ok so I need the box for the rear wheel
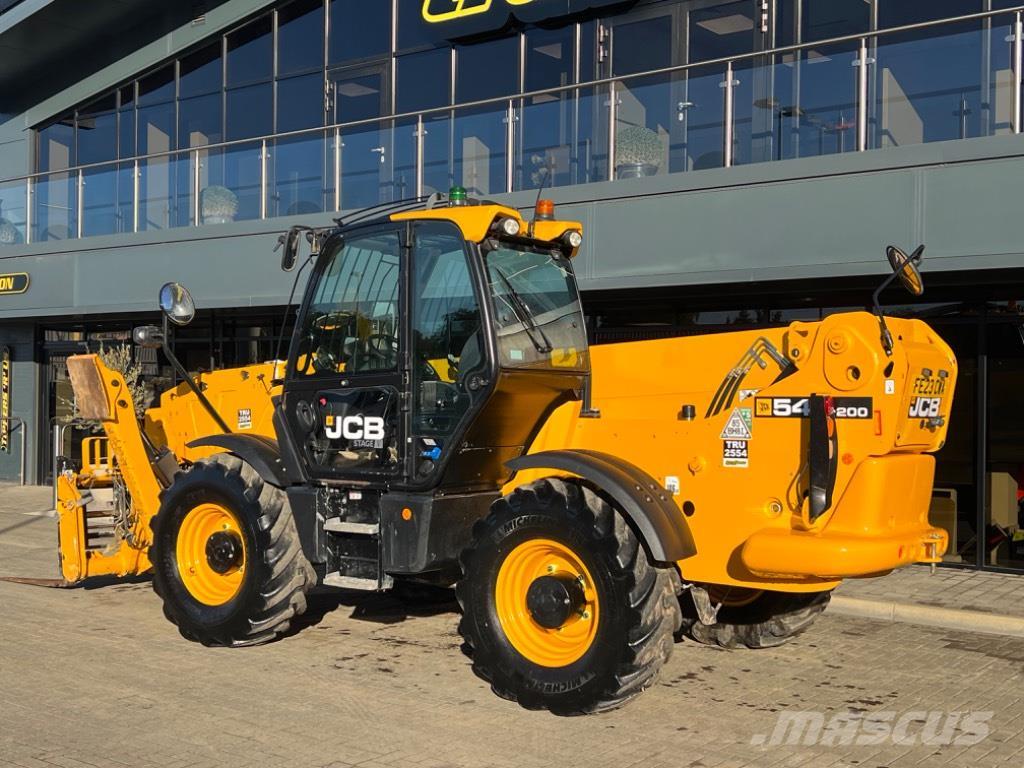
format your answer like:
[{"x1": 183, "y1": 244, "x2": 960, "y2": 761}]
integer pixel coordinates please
[
  {"x1": 150, "y1": 453, "x2": 315, "y2": 647},
  {"x1": 457, "y1": 478, "x2": 681, "y2": 715},
  {"x1": 680, "y1": 585, "x2": 831, "y2": 649}
]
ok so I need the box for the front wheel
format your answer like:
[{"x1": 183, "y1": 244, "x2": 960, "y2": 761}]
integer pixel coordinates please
[
  {"x1": 457, "y1": 478, "x2": 681, "y2": 715},
  {"x1": 150, "y1": 453, "x2": 315, "y2": 647}
]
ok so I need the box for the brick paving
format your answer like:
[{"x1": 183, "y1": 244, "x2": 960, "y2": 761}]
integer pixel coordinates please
[
  {"x1": 836, "y1": 564, "x2": 1024, "y2": 619},
  {"x1": 2, "y1": 484, "x2": 1024, "y2": 768}
]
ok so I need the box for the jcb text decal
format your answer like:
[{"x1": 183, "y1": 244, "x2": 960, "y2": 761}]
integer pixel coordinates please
[
  {"x1": 325, "y1": 415, "x2": 386, "y2": 441},
  {"x1": 755, "y1": 397, "x2": 873, "y2": 419},
  {"x1": 908, "y1": 397, "x2": 942, "y2": 419}
]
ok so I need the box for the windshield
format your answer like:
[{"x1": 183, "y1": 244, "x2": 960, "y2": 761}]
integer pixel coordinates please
[{"x1": 483, "y1": 241, "x2": 589, "y2": 371}]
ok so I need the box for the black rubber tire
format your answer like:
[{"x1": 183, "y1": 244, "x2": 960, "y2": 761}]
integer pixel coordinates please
[
  {"x1": 150, "y1": 453, "x2": 315, "y2": 647},
  {"x1": 680, "y1": 587, "x2": 831, "y2": 649},
  {"x1": 457, "y1": 477, "x2": 681, "y2": 716}
]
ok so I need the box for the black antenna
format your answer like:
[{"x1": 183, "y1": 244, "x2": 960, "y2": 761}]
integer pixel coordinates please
[{"x1": 528, "y1": 165, "x2": 551, "y2": 238}]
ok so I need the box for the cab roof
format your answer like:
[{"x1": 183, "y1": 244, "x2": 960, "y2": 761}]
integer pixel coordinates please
[{"x1": 390, "y1": 203, "x2": 582, "y2": 249}]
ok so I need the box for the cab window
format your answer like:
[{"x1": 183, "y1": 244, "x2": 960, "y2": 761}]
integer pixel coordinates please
[
  {"x1": 293, "y1": 230, "x2": 401, "y2": 376},
  {"x1": 411, "y1": 222, "x2": 483, "y2": 474}
]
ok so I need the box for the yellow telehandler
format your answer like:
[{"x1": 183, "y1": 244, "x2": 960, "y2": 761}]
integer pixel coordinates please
[{"x1": 51, "y1": 189, "x2": 955, "y2": 714}]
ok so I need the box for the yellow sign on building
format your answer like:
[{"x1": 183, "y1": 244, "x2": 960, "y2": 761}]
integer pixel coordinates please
[{"x1": 0, "y1": 272, "x2": 29, "y2": 295}]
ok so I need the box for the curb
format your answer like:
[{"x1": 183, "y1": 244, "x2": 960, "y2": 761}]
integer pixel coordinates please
[{"x1": 828, "y1": 595, "x2": 1024, "y2": 639}]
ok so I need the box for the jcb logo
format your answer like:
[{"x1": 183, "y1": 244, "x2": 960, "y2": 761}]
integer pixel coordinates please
[
  {"x1": 908, "y1": 397, "x2": 941, "y2": 419},
  {"x1": 325, "y1": 415, "x2": 386, "y2": 441}
]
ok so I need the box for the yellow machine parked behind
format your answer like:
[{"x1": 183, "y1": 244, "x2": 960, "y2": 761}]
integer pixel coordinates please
[{"x1": 52, "y1": 190, "x2": 955, "y2": 715}]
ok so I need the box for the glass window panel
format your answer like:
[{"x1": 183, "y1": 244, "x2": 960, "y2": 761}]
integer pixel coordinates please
[
  {"x1": 138, "y1": 65, "x2": 175, "y2": 105},
  {"x1": 672, "y1": 65, "x2": 726, "y2": 172},
  {"x1": 227, "y1": 16, "x2": 273, "y2": 86},
  {"x1": 420, "y1": 112, "x2": 453, "y2": 195},
  {"x1": 226, "y1": 82, "x2": 273, "y2": 140},
  {"x1": 277, "y1": 73, "x2": 325, "y2": 132},
  {"x1": 77, "y1": 94, "x2": 118, "y2": 165},
  {"x1": 525, "y1": 25, "x2": 574, "y2": 92},
  {"x1": 578, "y1": 19, "x2": 597, "y2": 82},
  {"x1": 279, "y1": 0, "x2": 325, "y2": 76},
  {"x1": 411, "y1": 221, "x2": 482, "y2": 465},
  {"x1": 613, "y1": 73, "x2": 672, "y2": 179},
  {"x1": 294, "y1": 230, "x2": 401, "y2": 376},
  {"x1": 138, "y1": 101, "x2": 175, "y2": 155},
  {"x1": 397, "y1": 0, "x2": 439, "y2": 51},
  {"x1": 689, "y1": 2, "x2": 757, "y2": 62},
  {"x1": 872, "y1": 18, "x2": 1013, "y2": 148},
  {"x1": 331, "y1": 71, "x2": 385, "y2": 123},
  {"x1": 201, "y1": 143, "x2": 263, "y2": 223},
  {"x1": 118, "y1": 85, "x2": 136, "y2": 159},
  {"x1": 82, "y1": 164, "x2": 132, "y2": 236},
  {"x1": 329, "y1": 0, "x2": 391, "y2": 64},
  {"x1": 396, "y1": 48, "x2": 450, "y2": 113},
  {"x1": 33, "y1": 172, "x2": 77, "y2": 241},
  {"x1": 767, "y1": 41, "x2": 859, "y2": 162},
  {"x1": 452, "y1": 104, "x2": 507, "y2": 196},
  {"x1": 878, "y1": 0, "x2": 983, "y2": 29},
  {"x1": 179, "y1": 92, "x2": 223, "y2": 148},
  {"x1": 801, "y1": 0, "x2": 870, "y2": 41},
  {"x1": 271, "y1": 132, "x2": 327, "y2": 216},
  {"x1": 456, "y1": 37, "x2": 519, "y2": 102},
  {"x1": 37, "y1": 118, "x2": 75, "y2": 172},
  {"x1": 614, "y1": 15, "x2": 672, "y2": 76},
  {"x1": 180, "y1": 43, "x2": 222, "y2": 98},
  {"x1": 138, "y1": 153, "x2": 184, "y2": 231},
  {"x1": 339, "y1": 120, "x2": 397, "y2": 209},
  {"x1": 0, "y1": 179, "x2": 28, "y2": 245}
]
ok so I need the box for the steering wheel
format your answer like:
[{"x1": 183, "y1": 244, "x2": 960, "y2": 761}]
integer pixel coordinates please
[
  {"x1": 313, "y1": 310, "x2": 355, "y2": 331},
  {"x1": 365, "y1": 333, "x2": 398, "y2": 361}
]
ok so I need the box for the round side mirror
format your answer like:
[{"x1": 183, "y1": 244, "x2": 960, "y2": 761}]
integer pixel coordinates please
[
  {"x1": 886, "y1": 245, "x2": 924, "y2": 297},
  {"x1": 159, "y1": 282, "x2": 196, "y2": 326}
]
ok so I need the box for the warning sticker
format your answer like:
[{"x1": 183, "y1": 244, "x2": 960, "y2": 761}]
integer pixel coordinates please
[
  {"x1": 238, "y1": 409, "x2": 253, "y2": 430},
  {"x1": 722, "y1": 440, "x2": 749, "y2": 468},
  {"x1": 720, "y1": 407, "x2": 753, "y2": 440}
]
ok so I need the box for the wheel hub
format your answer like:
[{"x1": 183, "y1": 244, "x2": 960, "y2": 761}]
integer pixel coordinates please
[
  {"x1": 526, "y1": 574, "x2": 586, "y2": 629},
  {"x1": 205, "y1": 531, "x2": 243, "y2": 575}
]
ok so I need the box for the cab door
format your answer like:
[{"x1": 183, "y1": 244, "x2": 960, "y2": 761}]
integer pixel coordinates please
[{"x1": 283, "y1": 224, "x2": 406, "y2": 483}]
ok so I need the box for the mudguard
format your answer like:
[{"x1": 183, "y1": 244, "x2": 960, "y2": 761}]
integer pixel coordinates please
[
  {"x1": 506, "y1": 449, "x2": 697, "y2": 563},
  {"x1": 187, "y1": 434, "x2": 290, "y2": 487}
]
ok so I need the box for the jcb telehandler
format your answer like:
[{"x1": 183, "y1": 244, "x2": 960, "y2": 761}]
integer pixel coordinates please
[{"x1": 52, "y1": 190, "x2": 955, "y2": 714}]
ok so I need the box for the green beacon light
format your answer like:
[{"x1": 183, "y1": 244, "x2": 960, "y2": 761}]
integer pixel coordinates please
[{"x1": 449, "y1": 185, "x2": 468, "y2": 206}]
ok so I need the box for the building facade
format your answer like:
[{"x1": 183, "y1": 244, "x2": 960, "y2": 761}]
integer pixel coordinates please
[{"x1": 0, "y1": 0, "x2": 1022, "y2": 573}]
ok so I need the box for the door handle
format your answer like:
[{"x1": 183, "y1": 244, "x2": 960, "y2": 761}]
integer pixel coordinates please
[{"x1": 371, "y1": 146, "x2": 386, "y2": 163}]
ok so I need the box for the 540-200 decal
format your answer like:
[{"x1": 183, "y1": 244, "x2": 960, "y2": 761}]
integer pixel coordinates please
[{"x1": 754, "y1": 397, "x2": 873, "y2": 419}]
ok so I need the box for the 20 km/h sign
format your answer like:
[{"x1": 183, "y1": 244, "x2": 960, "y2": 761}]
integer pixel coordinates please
[{"x1": 0, "y1": 273, "x2": 29, "y2": 296}]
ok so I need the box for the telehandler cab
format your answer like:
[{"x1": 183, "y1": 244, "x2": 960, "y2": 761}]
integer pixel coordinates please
[{"x1": 52, "y1": 190, "x2": 956, "y2": 714}]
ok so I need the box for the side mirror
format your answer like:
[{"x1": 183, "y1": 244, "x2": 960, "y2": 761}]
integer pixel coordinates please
[
  {"x1": 886, "y1": 244, "x2": 925, "y2": 297},
  {"x1": 159, "y1": 282, "x2": 196, "y2": 327},
  {"x1": 133, "y1": 325, "x2": 165, "y2": 349},
  {"x1": 277, "y1": 227, "x2": 302, "y2": 272}
]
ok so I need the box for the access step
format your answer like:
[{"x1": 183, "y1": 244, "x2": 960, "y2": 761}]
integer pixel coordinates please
[
  {"x1": 324, "y1": 518, "x2": 379, "y2": 535},
  {"x1": 322, "y1": 573, "x2": 383, "y2": 591}
]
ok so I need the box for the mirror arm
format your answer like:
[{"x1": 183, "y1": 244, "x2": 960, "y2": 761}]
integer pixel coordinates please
[
  {"x1": 872, "y1": 268, "x2": 903, "y2": 358},
  {"x1": 161, "y1": 316, "x2": 232, "y2": 435}
]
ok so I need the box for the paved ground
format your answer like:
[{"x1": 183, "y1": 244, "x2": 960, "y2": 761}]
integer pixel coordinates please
[
  {"x1": 2, "y1": 484, "x2": 1024, "y2": 768},
  {"x1": 836, "y1": 564, "x2": 1024, "y2": 619}
]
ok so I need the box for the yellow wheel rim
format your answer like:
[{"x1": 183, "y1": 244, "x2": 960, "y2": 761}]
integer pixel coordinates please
[
  {"x1": 494, "y1": 538, "x2": 600, "y2": 668},
  {"x1": 176, "y1": 502, "x2": 247, "y2": 606}
]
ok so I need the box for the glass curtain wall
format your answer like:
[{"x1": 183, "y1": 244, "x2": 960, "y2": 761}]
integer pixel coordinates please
[{"x1": 21, "y1": 0, "x2": 1024, "y2": 240}]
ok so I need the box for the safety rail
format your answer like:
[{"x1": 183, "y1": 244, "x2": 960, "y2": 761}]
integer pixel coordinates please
[
  {"x1": 0, "y1": 416, "x2": 26, "y2": 486},
  {"x1": 1, "y1": 6, "x2": 1023, "y2": 246}
]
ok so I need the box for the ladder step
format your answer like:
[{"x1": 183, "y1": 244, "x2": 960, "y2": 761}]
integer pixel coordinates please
[
  {"x1": 322, "y1": 573, "x2": 381, "y2": 591},
  {"x1": 324, "y1": 519, "x2": 379, "y2": 535}
]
